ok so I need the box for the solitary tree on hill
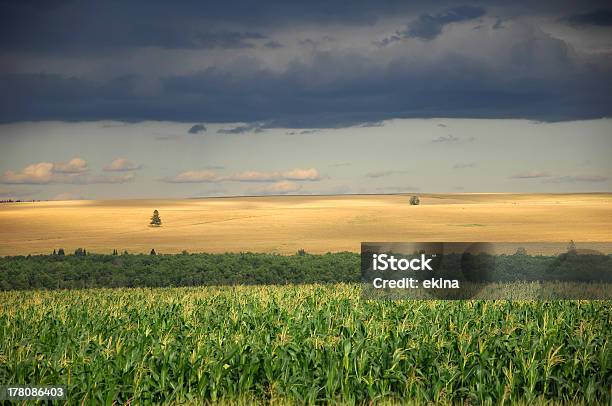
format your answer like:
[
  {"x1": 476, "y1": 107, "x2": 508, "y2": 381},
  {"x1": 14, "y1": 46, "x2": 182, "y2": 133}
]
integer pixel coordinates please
[{"x1": 150, "y1": 209, "x2": 162, "y2": 226}]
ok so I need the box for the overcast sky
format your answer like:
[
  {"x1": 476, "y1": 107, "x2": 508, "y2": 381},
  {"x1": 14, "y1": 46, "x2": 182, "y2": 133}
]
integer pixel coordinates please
[{"x1": 0, "y1": 1, "x2": 611, "y2": 199}]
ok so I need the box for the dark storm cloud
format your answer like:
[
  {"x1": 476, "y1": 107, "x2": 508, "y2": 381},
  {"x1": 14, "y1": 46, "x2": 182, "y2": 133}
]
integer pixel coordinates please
[
  {"x1": 0, "y1": 0, "x2": 396, "y2": 54},
  {"x1": 188, "y1": 124, "x2": 207, "y2": 134},
  {"x1": 0, "y1": 1, "x2": 338, "y2": 53},
  {"x1": 217, "y1": 123, "x2": 266, "y2": 134},
  {"x1": 492, "y1": 17, "x2": 505, "y2": 29},
  {"x1": 286, "y1": 129, "x2": 320, "y2": 135},
  {"x1": 1, "y1": 2, "x2": 609, "y2": 53},
  {"x1": 264, "y1": 40, "x2": 283, "y2": 49},
  {"x1": 1, "y1": 1, "x2": 611, "y2": 126},
  {"x1": 405, "y1": 6, "x2": 486, "y2": 40},
  {"x1": 356, "y1": 121, "x2": 385, "y2": 128},
  {"x1": 1, "y1": 47, "x2": 611, "y2": 126},
  {"x1": 378, "y1": 6, "x2": 485, "y2": 45},
  {"x1": 0, "y1": 26, "x2": 266, "y2": 52},
  {"x1": 565, "y1": 9, "x2": 612, "y2": 26},
  {"x1": 7, "y1": 1, "x2": 601, "y2": 55}
]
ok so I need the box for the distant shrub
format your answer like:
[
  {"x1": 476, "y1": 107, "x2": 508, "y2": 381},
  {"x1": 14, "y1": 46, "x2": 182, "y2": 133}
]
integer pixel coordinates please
[
  {"x1": 409, "y1": 195, "x2": 420, "y2": 205},
  {"x1": 515, "y1": 247, "x2": 527, "y2": 256}
]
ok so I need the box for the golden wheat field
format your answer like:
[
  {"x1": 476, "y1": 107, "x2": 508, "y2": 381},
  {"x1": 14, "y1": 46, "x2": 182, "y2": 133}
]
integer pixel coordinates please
[{"x1": 0, "y1": 193, "x2": 611, "y2": 256}]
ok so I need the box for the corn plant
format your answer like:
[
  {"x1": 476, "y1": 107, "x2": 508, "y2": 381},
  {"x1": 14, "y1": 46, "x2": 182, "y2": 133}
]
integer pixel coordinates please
[{"x1": 0, "y1": 285, "x2": 610, "y2": 404}]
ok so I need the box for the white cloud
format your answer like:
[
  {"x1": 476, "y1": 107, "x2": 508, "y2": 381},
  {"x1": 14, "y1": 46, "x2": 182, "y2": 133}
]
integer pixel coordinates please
[
  {"x1": 227, "y1": 168, "x2": 321, "y2": 182},
  {"x1": 283, "y1": 168, "x2": 321, "y2": 181},
  {"x1": 53, "y1": 157, "x2": 88, "y2": 173},
  {"x1": 104, "y1": 158, "x2": 142, "y2": 172},
  {"x1": 0, "y1": 162, "x2": 56, "y2": 184},
  {"x1": 164, "y1": 170, "x2": 219, "y2": 183},
  {"x1": 76, "y1": 173, "x2": 135, "y2": 184},
  {"x1": 226, "y1": 170, "x2": 279, "y2": 182},
  {"x1": 0, "y1": 158, "x2": 134, "y2": 184}
]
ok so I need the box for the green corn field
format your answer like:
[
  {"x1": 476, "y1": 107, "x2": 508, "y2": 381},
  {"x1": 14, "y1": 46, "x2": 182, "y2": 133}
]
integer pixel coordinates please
[{"x1": 0, "y1": 284, "x2": 610, "y2": 405}]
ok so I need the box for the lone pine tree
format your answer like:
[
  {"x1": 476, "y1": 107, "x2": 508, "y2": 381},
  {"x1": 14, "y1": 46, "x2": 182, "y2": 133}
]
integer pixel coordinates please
[{"x1": 150, "y1": 209, "x2": 162, "y2": 226}]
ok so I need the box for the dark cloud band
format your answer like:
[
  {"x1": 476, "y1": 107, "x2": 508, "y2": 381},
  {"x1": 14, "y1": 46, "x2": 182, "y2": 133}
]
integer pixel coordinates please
[{"x1": 1, "y1": 1, "x2": 611, "y2": 126}]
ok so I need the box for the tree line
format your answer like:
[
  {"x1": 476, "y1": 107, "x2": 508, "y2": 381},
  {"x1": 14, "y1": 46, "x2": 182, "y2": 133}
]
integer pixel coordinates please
[
  {"x1": 0, "y1": 250, "x2": 609, "y2": 291},
  {"x1": 0, "y1": 251, "x2": 360, "y2": 290}
]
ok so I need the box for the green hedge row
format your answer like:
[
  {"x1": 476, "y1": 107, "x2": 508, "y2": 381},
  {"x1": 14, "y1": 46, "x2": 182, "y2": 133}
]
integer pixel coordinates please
[
  {"x1": 1, "y1": 251, "x2": 610, "y2": 291},
  {"x1": 0, "y1": 252, "x2": 360, "y2": 290}
]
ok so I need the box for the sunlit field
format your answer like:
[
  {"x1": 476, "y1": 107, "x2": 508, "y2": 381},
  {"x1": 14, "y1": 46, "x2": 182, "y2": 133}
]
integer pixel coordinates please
[
  {"x1": 1, "y1": 285, "x2": 610, "y2": 404},
  {"x1": 1, "y1": 195, "x2": 611, "y2": 404},
  {"x1": 1, "y1": 193, "x2": 611, "y2": 256}
]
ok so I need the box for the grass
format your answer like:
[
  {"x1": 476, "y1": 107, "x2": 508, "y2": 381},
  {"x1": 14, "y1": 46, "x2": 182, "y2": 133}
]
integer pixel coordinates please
[
  {"x1": 1, "y1": 284, "x2": 610, "y2": 404},
  {"x1": 1, "y1": 193, "x2": 611, "y2": 255}
]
